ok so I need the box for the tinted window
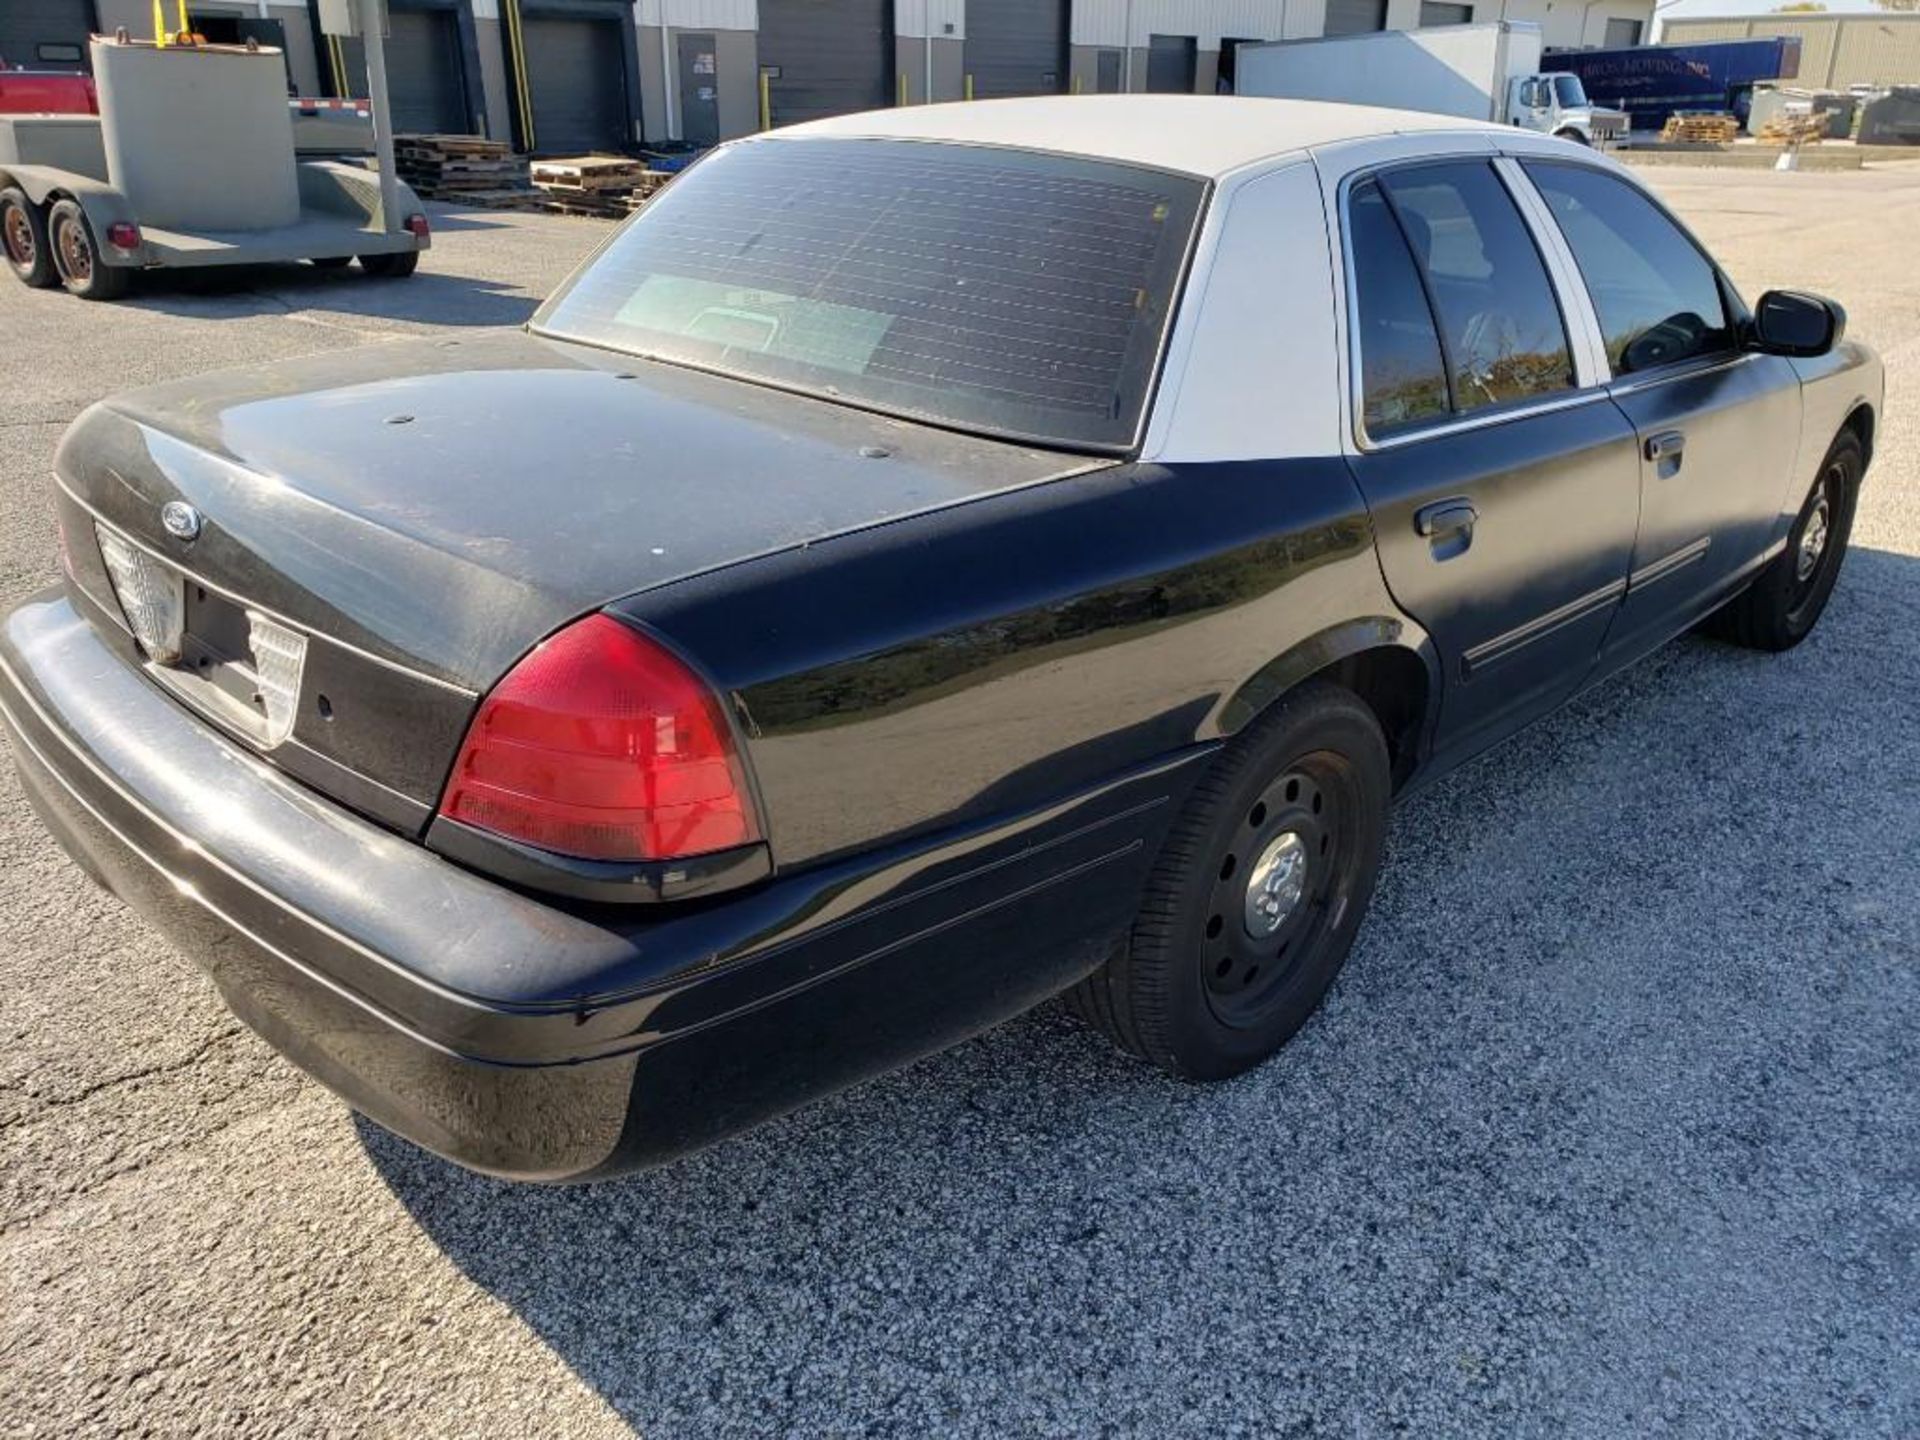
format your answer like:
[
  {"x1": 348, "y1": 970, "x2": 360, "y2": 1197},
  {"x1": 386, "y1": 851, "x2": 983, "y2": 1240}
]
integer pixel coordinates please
[
  {"x1": 1524, "y1": 162, "x2": 1733, "y2": 375},
  {"x1": 1378, "y1": 162, "x2": 1575, "y2": 414},
  {"x1": 1349, "y1": 180, "x2": 1450, "y2": 437},
  {"x1": 533, "y1": 139, "x2": 1204, "y2": 451}
]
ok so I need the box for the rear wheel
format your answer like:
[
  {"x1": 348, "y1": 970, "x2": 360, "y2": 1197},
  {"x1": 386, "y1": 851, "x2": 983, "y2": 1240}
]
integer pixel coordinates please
[
  {"x1": 358, "y1": 249, "x2": 419, "y2": 278},
  {"x1": 1706, "y1": 428, "x2": 1860, "y2": 651},
  {"x1": 1067, "y1": 682, "x2": 1391, "y2": 1080},
  {"x1": 47, "y1": 200, "x2": 128, "y2": 300},
  {"x1": 1, "y1": 187, "x2": 56, "y2": 288}
]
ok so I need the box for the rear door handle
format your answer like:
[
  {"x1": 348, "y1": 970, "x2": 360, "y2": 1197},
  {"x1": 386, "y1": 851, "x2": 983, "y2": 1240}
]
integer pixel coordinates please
[
  {"x1": 1414, "y1": 499, "x2": 1478, "y2": 559},
  {"x1": 1645, "y1": 430, "x2": 1686, "y2": 473}
]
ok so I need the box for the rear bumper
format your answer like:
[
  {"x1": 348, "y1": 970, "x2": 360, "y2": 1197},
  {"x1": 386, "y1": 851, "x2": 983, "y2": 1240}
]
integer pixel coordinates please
[{"x1": 1, "y1": 591, "x2": 1198, "y2": 1180}]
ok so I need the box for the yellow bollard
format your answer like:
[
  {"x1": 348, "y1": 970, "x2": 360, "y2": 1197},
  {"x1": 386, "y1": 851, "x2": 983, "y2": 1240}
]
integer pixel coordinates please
[
  {"x1": 965, "y1": 74, "x2": 974, "y2": 101},
  {"x1": 152, "y1": 0, "x2": 167, "y2": 46},
  {"x1": 760, "y1": 69, "x2": 771, "y2": 131}
]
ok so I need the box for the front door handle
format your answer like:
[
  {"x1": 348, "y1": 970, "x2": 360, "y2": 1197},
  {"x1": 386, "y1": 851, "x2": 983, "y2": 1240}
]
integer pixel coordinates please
[
  {"x1": 1414, "y1": 499, "x2": 1478, "y2": 560},
  {"x1": 1645, "y1": 430, "x2": 1686, "y2": 476}
]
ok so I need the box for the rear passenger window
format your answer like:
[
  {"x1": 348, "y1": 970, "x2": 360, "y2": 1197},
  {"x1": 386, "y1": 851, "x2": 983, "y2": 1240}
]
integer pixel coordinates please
[
  {"x1": 1376, "y1": 162, "x2": 1575, "y2": 415},
  {"x1": 1523, "y1": 162, "x2": 1733, "y2": 375},
  {"x1": 1350, "y1": 180, "x2": 1450, "y2": 437}
]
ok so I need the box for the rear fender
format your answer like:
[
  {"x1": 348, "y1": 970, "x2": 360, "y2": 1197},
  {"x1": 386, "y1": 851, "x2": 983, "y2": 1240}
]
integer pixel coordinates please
[
  {"x1": 297, "y1": 160, "x2": 429, "y2": 247},
  {"x1": 1220, "y1": 618, "x2": 1441, "y2": 785},
  {"x1": 0, "y1": 166, "x2": 143, "y2": 264}
]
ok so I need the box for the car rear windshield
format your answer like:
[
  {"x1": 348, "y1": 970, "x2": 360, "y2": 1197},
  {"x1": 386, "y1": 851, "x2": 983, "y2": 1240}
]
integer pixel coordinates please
[{"x1": 532, "y1": 138, "x2": 1207, "y2": 452}]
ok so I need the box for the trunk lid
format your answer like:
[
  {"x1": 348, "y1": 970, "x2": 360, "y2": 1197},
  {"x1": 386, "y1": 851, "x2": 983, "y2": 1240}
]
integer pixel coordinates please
[{"x1": 56, "y1": 328, "x2": 1100, "y2": 831}]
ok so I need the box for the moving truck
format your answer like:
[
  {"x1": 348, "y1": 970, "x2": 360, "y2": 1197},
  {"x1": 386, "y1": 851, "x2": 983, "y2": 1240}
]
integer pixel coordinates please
[
  {"x1": 1542, "y1": 37, "x2": 1804, "y2": 132},
  {"x1": 1235, "y1": 22, "x2": 1627, "y2": 146}
]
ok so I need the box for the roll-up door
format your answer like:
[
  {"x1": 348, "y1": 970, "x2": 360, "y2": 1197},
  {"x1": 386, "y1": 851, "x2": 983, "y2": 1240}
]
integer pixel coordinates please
[
  {"x1": 0, "y1": 0, "x2": 93, "y2": 71},
  {"x1": 964, "y1": 0, "x2": 1069, "y2": 99},
  {"x1": 521, "y1": 13, "x2": 629, "y2": 153},
  {"x1": 758, "y1": 0, "x2": 891, "y2": 128},
  {"x1": 1145, "y1": 35, "x2": 1195, "y2": 93},
  {"x1": 1324, "y1": 0, "x2": 1388, "y2": 36},
  {"x1": 343, "y1": 8, "x2": 470, "y2": 135}
]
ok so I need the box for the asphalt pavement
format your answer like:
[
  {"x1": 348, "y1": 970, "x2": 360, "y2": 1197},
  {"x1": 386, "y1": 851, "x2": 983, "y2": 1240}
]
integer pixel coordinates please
[{"x1": 1, "y1": 167, "x2": 1915, "y2": 1439}]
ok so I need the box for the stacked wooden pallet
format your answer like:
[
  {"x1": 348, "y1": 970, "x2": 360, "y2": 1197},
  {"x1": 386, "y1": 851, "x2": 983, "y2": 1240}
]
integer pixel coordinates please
[
  {"x1": 1660, "y1": 113, "x2": 1740, "y2": 144},
  {"x1": 1757, "y1": 111, "x2": 1828, "y2": 146},
  {"x1": 530, "y1": 156, "x2": 673, "y2": 219},
  {"x1": 393, "y1": 134, "x2": 536, "y2": 207}
]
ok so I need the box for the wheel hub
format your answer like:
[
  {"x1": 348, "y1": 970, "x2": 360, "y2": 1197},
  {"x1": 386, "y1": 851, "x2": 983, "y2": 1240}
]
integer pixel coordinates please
[
  {"x1": 3, "y1": 207, "x2": 30, "y2": 265},
  {"x1": 1797, "y1": 495, "x2": 1830, "y2": 581},
  {"x1": 1243, "y1": 830, "x2": 1308, "y2": 937}
]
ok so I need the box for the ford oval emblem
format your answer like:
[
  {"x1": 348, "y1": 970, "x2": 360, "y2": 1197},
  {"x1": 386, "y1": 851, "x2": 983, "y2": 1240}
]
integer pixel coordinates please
[{"x1": 160, "y1": 501, "x2": 202, "y2": 542}]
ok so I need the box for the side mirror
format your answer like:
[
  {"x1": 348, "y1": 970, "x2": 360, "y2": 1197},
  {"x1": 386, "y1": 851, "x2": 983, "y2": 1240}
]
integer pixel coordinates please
[{"x1": 1751, "y1": 290, "x2": 1845, "y2": 358}]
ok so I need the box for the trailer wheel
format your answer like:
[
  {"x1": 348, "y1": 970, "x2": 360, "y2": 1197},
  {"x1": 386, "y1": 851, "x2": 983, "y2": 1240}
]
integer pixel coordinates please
[
  {"x1": 47, "y1": 201, "x2": 128, "y2": 301},
  {"x1": 358, "y1": 250, "x2": 419, "y2": 279},
  {"x1": 1, "y1": 187, "x2": 57, "y2": 288}
]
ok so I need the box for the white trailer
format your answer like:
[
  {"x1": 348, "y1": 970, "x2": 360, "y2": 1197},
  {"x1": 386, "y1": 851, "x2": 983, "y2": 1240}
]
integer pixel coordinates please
[{"x1": 1235, "y1": 23, "x2": 1626, "y2": 147}]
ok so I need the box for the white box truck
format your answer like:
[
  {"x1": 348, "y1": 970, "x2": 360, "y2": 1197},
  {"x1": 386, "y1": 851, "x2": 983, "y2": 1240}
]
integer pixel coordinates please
[{"x1": 1235, "y1": 22, "x2": 1626, "y2": 147}]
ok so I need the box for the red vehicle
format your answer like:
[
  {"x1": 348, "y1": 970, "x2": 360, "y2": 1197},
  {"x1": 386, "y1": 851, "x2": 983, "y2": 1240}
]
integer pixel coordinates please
[{"x1": 0, "y1": 65, "x2": 98, "y2": 117}]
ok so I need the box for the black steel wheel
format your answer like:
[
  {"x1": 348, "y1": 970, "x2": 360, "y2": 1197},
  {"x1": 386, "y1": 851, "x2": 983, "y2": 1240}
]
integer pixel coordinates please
[
  {"x1": 1, "y1": 187, "x2": 56, "y2": 288},
  {"x1": 47, "y1": 200, "x2": 128, "y2": 301},
  {"x1": 1067, "y1": 681, "x2": 1391, "y2": 1080},
  {"x1": 1707, "y1": 427, "x2": 1861, "y2": 652}
]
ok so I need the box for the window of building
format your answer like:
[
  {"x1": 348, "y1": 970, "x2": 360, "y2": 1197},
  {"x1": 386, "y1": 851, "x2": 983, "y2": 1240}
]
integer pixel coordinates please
[
  {"x1": 1603, "y1": 18, "x2": 1644, "y2": 47},
  {"x1": 1419, "y1": 3, "x2": 1474, "y2": 26}
]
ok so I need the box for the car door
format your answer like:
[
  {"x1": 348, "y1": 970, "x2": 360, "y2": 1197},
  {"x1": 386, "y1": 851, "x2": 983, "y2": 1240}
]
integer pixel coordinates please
[
  {"x1": 1336, "y1": 157, "x2": 1642, "y2": 767},
  {"x1": 1518, "y1": 160, "x2": 1803, "y2": 667}
]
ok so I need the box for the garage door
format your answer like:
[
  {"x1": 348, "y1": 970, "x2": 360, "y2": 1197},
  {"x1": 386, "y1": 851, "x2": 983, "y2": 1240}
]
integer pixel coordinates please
[
  {"x1": 343, "y1": 9, "x2": 469, "y2": 135},
  {"x1": 759, "y1": 0, "x2": 891, "y2": 128},
  {"x1": 0, "y1": 0, "x2": 93, "y2": 71},
  {"x1": 522, "y1": 14, "x2": 630, "y2": 154},
  {"x1": 1323, "y1": 0, "x2": 1388, "y2": 36},
  {"x1": 963, "y1": 0, "x2": 1068, "y2": 99}
]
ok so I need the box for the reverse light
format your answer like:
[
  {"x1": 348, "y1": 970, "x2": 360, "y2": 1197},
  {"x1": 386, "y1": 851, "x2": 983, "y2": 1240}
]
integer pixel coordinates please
[
  {"x1": 94, "y1": 523, "x2": 184, "y2": 663},
  {"x1": 438, "y1": 615, "x2": 760, "y2": 864},
  {"x1": 246, "y1": 610, "x2": 308, "y2": 749}
]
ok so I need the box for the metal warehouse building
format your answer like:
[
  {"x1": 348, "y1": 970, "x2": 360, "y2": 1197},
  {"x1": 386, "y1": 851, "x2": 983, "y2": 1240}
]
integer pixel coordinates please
[
  {"x1": 1660, "y1": 13, "x2": 1920, "y2": 91},
  {"x1": 4, "y1": 0, "x2": 1655, "y2": 153}
]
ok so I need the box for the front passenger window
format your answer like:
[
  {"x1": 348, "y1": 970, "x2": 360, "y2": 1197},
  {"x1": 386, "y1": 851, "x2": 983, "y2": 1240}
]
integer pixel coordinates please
[{"x1": 1523, "y1": 162, "x2": 1734, "y2": 376}]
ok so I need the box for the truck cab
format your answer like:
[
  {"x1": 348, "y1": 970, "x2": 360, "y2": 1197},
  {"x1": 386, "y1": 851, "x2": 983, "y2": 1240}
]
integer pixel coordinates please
[{"x1": 1508, "y1": 71, "x2": 1627, "y2": 146}]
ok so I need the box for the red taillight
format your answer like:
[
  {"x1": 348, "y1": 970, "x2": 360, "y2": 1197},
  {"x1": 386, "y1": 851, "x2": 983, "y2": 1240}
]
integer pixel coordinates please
[
  {"x1": 105, "y1": 221, "x2": 141, "y2": 250},
  {"x1": 438, "y1": 615, "x2": 759, "y2": 863},
  {"x1": 405, "y1": 213, "x2": 430, "y2": 238}
]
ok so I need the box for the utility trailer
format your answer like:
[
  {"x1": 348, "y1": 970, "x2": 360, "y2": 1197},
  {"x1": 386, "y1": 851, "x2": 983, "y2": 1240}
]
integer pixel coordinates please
[{"x1": 0, "y1": 30, "x2": 426, "y2": 300}]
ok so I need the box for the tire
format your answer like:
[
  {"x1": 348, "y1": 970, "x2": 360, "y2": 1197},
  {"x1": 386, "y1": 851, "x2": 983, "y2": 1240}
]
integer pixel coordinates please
[
  {"x1": 47, "y1": 200, "x2": 128, "y2": 300},
  {"x1": 1067, "y1": 681, "x2": 1392, "y2": 1080},
  {"x1": 358, "y1": 249, "x2": 419, "y2": 278},
  {"x1": 1554, "y1": 128, "x2": 1591, "y2": 147},
  {"x1": 1706, "y1": 428, "x2": 1861, "y2": 652},
  {"x1": 309, "y1": 255, "x2": 353, "y2": 270},
  {"x1": 1, "y1": 187, "x2": 57, "y2": 288}
]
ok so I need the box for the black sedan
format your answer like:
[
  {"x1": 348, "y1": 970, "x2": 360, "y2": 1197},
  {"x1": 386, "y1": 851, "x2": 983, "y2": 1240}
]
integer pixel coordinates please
[{"x1": 0, "y1": 97, "x2": 1882, "y2": 1179}]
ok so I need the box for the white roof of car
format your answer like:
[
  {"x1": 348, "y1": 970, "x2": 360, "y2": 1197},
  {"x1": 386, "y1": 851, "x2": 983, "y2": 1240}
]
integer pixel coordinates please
[{"x1": 764, "y1": 95, "x2": 1494, "y2": 178}]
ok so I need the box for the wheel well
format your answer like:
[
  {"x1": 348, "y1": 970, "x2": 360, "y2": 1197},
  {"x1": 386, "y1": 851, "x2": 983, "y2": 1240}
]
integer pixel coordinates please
[
  {"x1": 1315, "y1": 646, "x2": 1429, "y2": 790},
  {"x1": 1844, "y1": 403, "x2": 1875, "y2": 469}
]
